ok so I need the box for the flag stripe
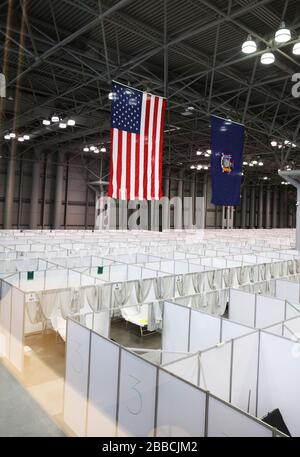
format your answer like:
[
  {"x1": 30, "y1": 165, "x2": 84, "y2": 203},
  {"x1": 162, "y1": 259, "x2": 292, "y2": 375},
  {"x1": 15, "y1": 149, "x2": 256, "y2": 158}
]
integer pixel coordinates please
[
  {"x1": 112, "y1": 128, "x2": 119, "y2": 198},
  {"x1": 151, "y1": 96, "x2": 159, "y2": 199},
  {"x1": 108, "y1": 128, "x2": 114, "y2": 198},
  {"x1": 138, "y1": 92, "x2": 147, "y2": 200},
  {"x1": 143, "y1": 94, "x2": 151, "y2": 200},
  {"x1": 135, "y1": 133, "x2": 140, "y2": 200},
  {"x1": 147, "y1": 95, "x2": 155, "y2": 200},
  {"x1": 158, "y1": 99, "x2": 167, "y2": 199},
  {"x1": 116, "y1": 130, "x2": 123, "y2": 199},
  {"x1": 130, "y1": 133, "x2": 136, "y2": 200}
]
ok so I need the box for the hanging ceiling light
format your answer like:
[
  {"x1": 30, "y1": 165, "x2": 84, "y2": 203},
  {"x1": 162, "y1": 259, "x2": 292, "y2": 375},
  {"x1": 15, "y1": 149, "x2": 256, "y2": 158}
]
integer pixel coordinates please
[
  {"x1": 67, "y1": 119, "x2": 76, "y2": 126},
  {"x1": 197, "y1": 165, "x2": 202, "y2": 170},
  {"x1": 263, "y1": 176, "x2": 268, "y2": 180},
  {"x1": 196, "y1": 150, "x2": 202, "y2": 156},
  {"x1": 83, "y1": 147, "x2": 89, "y2": 152},
  {"x1": 59, "y1": 122, "x2": 67, "y2": 129},
  {"x1": 249, "y1": 163, "x2": 254, "y2": 167},
  {"x1": 252, "y1": 160, "x2": 258, "y2": 165},
  {"x1": 206, "y1": 149, "x2": 211, "y2": 154},
  {"x1": 89, "y1": 146, "x2": 96, "y2": 151},
  {"x1": 43, "y1": 119, "x2": 50, "y2": 126},
  {"x1": 204, "y1": 165, "x2": 209, "y2": 170},
  {"x1": 243, "y1": 161, "x2": 248, "y2": 165},
  {"x1": 190, "y1": 165, "x2": 195, "y2": 169},
  {"x1": 51, "y1": 114, "x2": 59, "y2": 123},
  {"x1": 100, "y1": 146, "x2": 107, "y2": 153},
  {"x1": 94, "y1": 148, "x2": 99, "y2": 154},
  {"x1": 23, "y1": 134, "x2": 30, "y2": 140},
  {"x1": 270, "y1": 140, "x2": 277, "y2": 147},
  {"x1": 275, "y1": 21, "x2": 291, "y2": 44},
  {"x1": 258, "y1": 161, "x2": 264, "y2": 166},
  {"x1": 242, "y1": 35, "x2": 257, "y2": 54},
  {"x1": 293, "y1": 40, "x2": 300, "y2": 55},
  {"x1": 9, "y1": 132, "x2": 16, "y2": 138},
  {"x1": 4, "y1": 134, "x2": 10, "y2": 140},
  {"x1": 260, "y1": 50, "x2": 275, "y2": 65},
  {"x1": 18, "y1": 136, "x2": 24, "y2": 142}
]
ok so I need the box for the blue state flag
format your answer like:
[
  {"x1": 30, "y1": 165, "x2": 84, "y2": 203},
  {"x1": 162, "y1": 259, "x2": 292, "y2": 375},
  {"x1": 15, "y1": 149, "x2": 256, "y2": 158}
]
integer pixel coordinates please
[{"x1": 210, "y1": 115, "x2": 244, "y2": 206}]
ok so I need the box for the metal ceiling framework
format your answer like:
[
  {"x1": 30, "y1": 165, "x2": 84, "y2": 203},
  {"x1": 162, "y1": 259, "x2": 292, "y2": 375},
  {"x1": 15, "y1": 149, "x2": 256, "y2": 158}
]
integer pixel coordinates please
[{"x1": 0, "y1": 0, "x2": 300, "y2": 184}]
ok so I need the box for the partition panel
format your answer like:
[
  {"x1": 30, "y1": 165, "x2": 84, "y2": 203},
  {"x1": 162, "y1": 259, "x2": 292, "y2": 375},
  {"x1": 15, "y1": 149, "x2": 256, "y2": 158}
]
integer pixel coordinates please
[
  {"x1": 156, "y1": 370, "x2": 206, "y2": 437},
  {"x1": 221, "y1": 320, "x2": 252, "y2": 342},
  {"x1": 0, "y1": 281, "x2": 11, "y2": 358},
  {"x1": 229, "y1": 289, "x2": 255, "y2": 327},
  {"x1": 200, "y1": 343, "x2": 231, "y2": 401},
  {"x1": 86, "y1": 333, "x2": 119, "y2": 437},
  {"x1": 64, "y1": 320, "x2": 91, "y2": 436},
  {"x1": 258, "y1": 332, "x2": 300, "y2": 436},
  {"x1": 165, "y1": 354, "x2": 199, "y2": 385},
  {"x1": 255, "y1": 295, "x2": 285, "y2": 328},
  {"x1": 189, "y1": 311, "x2": 220, "y2": 351},
  {"x1": 231, "y1": 332, "x2": 258, "y2": 415},
  {"x1": 117, "y1": 349, "x2": 157, "y2": 437},
  {"x1": 276, "y1": 279, "x2": 299, "y2": 303},
  {"x1": 207, "y1": 396, "x2": 273, "y2": 437},
  {"x1": 9, "y1": 287, "x2": 25, "y2": 371},
  {"x1": 162, "y1": 301, "x2": 190, "y2": 363}
]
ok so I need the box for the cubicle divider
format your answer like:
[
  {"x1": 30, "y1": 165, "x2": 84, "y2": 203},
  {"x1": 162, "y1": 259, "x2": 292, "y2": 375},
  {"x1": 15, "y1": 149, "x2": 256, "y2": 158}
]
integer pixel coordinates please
[
  {"x1": 0, "y1": 279, "x2": 25, "y2": 371},
  {"x1": 63, "y1": 318, "x2": 281, "y2": 437},
  {"x1": 229, "y1": 288, "x2": 300, "y2": 328},
  {"x1": 161, "y1": 301, "x2": 254, "y2": 363}
]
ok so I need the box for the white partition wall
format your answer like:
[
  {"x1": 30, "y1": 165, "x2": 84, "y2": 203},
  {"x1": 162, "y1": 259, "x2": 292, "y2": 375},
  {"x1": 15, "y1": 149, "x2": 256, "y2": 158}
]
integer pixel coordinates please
[
  {"x1": 0, "y1": 281, "x2": 12, "y2": 358},
  {"x1": 162, "y1": 301, "x2": 190, "y2": 363},
  {"x1": 229, "y1": 289, "x2": 256, "y2": 327},
  {"x1": 86, "y1": 333, "x2": 119, "y2": 437},
  {"x1": 276, "y1": 279, "x2": 300, "y2": 303},
  {"x1": 207, "y1": 396, "x2": 273, "y2": 437},
  {"x1": 258, "y1": 332, "x2": 300, "y2": 436},
  {"x1": 231, "y1": 332, "x2": 259, "y2": 415},
  {"x1": 156, "y1": 369, "x2": 206, "y2": 437},
  {"x1": 64, "y1": 320, "x2": 91, "y2": 436},
  {"x1": 117, "y1": 349, "x2": 157, "y2": 437},
  {"x1": 255, "y1": 295, "x2": 285, "y2": 328},
  {"x1": 189, "y1": 311, "x2": 220, "y2": 351},
  {"x1": 9, "y1": 287, "x2": 25, "y2": 372},
  {"x1": 199, "y1": 342, "x2": 232, "y2": 401}
]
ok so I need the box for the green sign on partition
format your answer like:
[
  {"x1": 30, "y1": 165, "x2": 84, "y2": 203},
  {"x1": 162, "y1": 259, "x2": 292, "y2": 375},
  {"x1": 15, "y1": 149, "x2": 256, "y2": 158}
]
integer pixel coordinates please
[
  {"x1": 27, "y1": 271, "x2": 34, "y2": 280},
  {"x1": 97, "y1": 266, "x2": 104, "y2": 275}
]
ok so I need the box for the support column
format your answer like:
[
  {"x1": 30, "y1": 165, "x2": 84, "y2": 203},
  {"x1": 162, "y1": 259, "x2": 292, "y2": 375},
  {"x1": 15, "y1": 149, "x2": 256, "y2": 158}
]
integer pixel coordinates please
[
  {"x1": 258, "y1": 183, "x2": 264, "y2": 228},
  {"x1": 241, "y1": 187, "x2": 247, "y2": 228},
  {"x1": 250, "y1": 186, "x2": 256, "y2": 228},
  {"x1": 29, "y1": 149, "x2": 41, "y2": 229},
  {"x1": 190, "y1": 172, "x2": 196, "y2": 227},
  {"x1": 297, "y1": 188, "x2": 300, "y2": 249},
  {"x1": 53, "y1": 151, "x2": 64, "y2": 229},
  {"x1": 162, "y1": 167, "x2": 170, "y2": 231},
  {"x1": 266, "y1": 186, "x2": 272, "y2": 229},
  {"x1": 174, "y1": 169, "x2": 184, "y2": 229},
  {"x1": 272, "y1": 186, "x2": 278, "y2": 228},
  {"x1": 4, "y1": 145, "x2": 16, "y2": 229}
]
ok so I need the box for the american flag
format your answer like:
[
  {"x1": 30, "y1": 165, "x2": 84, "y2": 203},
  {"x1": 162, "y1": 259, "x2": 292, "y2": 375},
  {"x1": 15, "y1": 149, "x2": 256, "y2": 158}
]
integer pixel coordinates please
[{"x1": 108, "y1": 82, "x2": 166, "y2": 200}]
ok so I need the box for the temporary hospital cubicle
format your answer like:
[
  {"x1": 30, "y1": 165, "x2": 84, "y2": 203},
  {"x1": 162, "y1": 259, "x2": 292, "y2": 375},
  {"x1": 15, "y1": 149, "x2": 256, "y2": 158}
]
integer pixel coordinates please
[
  {"x1": 63, "y1": 317, "x2": 283, "y2": 437},
  {"x1": 0, "y1": 268, "x2": 104, "y2": 372}
]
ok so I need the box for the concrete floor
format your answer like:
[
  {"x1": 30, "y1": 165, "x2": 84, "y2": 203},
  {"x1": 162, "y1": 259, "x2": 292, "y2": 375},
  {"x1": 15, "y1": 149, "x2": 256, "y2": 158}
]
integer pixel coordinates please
[
  {"x1": 0, "y1": 361, "x2": 65, "y2": 437},
  {"x1": 110, "y1": 318, "x2": 161, "y2": 349}
]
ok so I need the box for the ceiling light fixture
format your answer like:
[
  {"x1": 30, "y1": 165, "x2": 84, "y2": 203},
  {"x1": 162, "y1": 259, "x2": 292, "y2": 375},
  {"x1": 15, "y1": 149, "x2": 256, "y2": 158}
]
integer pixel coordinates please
[
  {"x1": 9, "y1": 133, "x2": 16, "y2": 138},
  {"x1": 275, "y1": 21, "x2": 291, "y2": 44},
  {"x1": 18, "y1": 137, "x2": 24, "y2": 142},
  {"x1": 4, "y1": 134, "x2": 10, "y2": 140},
  {"x1": 100, "y1": 146, "x2": 107, "y2": 153},
  {"x1": 258, "y1": 161, "x2": 264, "y2": 166},
  {"x1": 242, "y1": 35, "x2": 257, "y2": 54},
  {"x1": 196, "y1": 150, "x2": 202, "y2": 156},
  {"x1": 42, "y1": 119, "x2": 50, "y2": 126},
  {"x1": 190, "y1": 165, "x2": 195, "y2": 169},
  {"x1": 260, "y1": 50, "x2": 275, "y2": 65},
  {"x1": 293, "y1": 41, "x2": 300, "y2": 55},
  {"x1": 243, "y1": 161, "x2": 248, "y2": 165},
  {"x1": 59, "y1": 122, "x2": 67, "y2": 129},
  {"x1": 83, "y1": 147, "x2": 89, "y2": 152},
  {"x1": 90, "y1": 146, "x2": 96, "y2": 151},
  {"x1": 67, "y1": 119, "x2": 76, "y2": 126},
  {"x1": 51, "y1": 114, "x2": 59, "y2": 123},
  {"x1": 23, "y1": 135, "x2": 30, "y2": 140},
  {"x1": 94, "y1": 148, "x2": 99, "y2": 154},
  {"x1": 270, "y1": 140, "x2": 277, "y2": 147}
]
